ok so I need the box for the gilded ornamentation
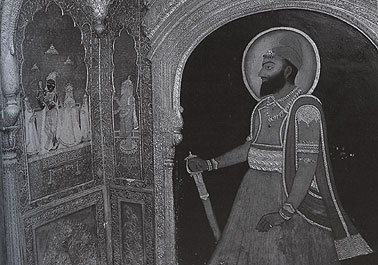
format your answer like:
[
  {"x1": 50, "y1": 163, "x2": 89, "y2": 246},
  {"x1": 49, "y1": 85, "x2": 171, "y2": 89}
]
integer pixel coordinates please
[
  {"x1": 110, "y1": 188, "x2": 154, "y2": 265},
  {"x1": 2, "y1": 2, "x2": 103, "y2": 265},
  {"x1": 1, "y1": 0, "x2": 23, "y2": 162},
  {"x1": 122, "y1": 205, "x2": 143, "y2": 265},
  {"x1": 297, "y1": 143, "x2": 319, "y2": 154},
  {"x1": 86, "y1": 0, "x2": 111, "y2": 19},
  {"x1": 107, "y1": 0, "x2": 153, "y2": 184},
  {"x1": 24, "y1": 191, "x2": 107, "y2": 265},
  {"x1": 14, "y1": 1, "x2": 101, "y2": 212},
  {"x1": 335, "y1": 233, "x2": 375, "y2": 260},
  {"x1": 85, "y1": 0, "x2": 112, "y2": 35},
  {"x1": 298, "y1": 157, "x2": 316, "y2": 164},
  {"x1": 296, "y1": 105, "x2": 321, "y2": 126},
  {"x1": 1, "y1": 0, "x2": 378, "y2": 265},
  {"x1": 41, "y1": 220, "x2": 97, "y2": 264},
  {"x1": 1, "y1": 126, "x2": 19, "y2": 160},
  {"x1": 143, "y1": 0, "x2": 188, "y2": 38},
  {"x1": 248, "y1": 146, "x2": 283, "y2": 173},
  {"x1": 265, "y1": 88, "x2": 302, "y2": 122}
]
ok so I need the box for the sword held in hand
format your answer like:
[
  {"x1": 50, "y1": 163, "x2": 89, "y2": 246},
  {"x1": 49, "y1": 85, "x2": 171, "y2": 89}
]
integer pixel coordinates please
[{"x1": 185, "y1": 152, "x2": 221, "y2": 242}]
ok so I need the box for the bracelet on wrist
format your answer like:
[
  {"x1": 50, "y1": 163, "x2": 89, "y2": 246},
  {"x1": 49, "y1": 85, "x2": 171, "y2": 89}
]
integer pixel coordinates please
[
  {"x1": 206, "y1": 160, "x2": 213, "y2": 171},
  {"x1": 210, "y1": 158, "x2": 219, "y2": 170},
  {"x1": 278, "y1": 208, "x2": 292, "y2": 221},
  {"x1": 279, "y1": 202, "x2": 296, "y2": 221},
  {"x1": 282, "y1": 202, "x2": 296, "y2": 214}
]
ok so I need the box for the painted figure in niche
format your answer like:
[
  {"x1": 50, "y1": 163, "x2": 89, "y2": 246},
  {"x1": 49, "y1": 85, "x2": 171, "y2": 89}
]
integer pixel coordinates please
[
  {"x1": 37, "y1": 71, "x2": 59, "y2": 152},
  {"x1": 80, "y1": 94, "x2": 91, "y2": 142},
  {"x1": 58, "y1": 83, "x2": 82, "y2": 147},
  {"x1": 24, "y1": 97, "x2": 40, "y2": 155},
  {"x1": 114, "y1": 76, "x2": 139, "y2": 153},
  {"x1": 187, "y1": 28, "x2": 372, "y2": 264}
]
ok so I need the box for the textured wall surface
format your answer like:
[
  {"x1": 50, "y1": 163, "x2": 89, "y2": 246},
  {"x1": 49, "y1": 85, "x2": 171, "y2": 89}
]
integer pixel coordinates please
[
  {"x1": 1, "y1": 0, "x2": 378, "y2": 264},
  {"x1": 1, "y1": 0, "x2": 153, "y2": 264}
]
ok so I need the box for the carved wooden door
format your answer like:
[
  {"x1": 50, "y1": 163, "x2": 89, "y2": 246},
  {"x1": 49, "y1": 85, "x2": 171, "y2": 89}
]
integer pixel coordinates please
[{"x1": 0, "y1": 0, "x2": 154, "y2": 264}]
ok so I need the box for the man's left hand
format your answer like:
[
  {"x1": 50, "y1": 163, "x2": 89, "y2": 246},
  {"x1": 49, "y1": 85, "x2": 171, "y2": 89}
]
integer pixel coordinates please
[{"x1": 256, "y1": 212, "x2": 285, "y2": 232}]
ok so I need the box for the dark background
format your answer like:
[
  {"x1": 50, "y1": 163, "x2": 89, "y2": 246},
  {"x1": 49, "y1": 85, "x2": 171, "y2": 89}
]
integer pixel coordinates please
[
  {"x1": 22, "y1": 3, "x2": 87, "y2": 108},
  {"x1": 175, "y1": 10, "x2": 378, "y2": 265}
]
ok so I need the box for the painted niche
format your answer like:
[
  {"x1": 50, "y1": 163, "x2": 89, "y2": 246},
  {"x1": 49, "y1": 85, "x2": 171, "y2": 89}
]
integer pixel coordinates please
[
  {"x1": 22, "y1": 4, "x2": 92, "y2": 200},
  {"x1": 113, "y1": 29, "x2": 141, "y2": 179}
]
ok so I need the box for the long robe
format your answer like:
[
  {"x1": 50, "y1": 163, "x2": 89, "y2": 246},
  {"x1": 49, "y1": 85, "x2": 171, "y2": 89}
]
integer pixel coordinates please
[
  {"x1": 24, "y1": 103, "x2": 40, "y2": 155},
  {"x1": 58, "y1": 96, "x2": 82, "y2": 147},
  {"x1": 80, "y1": 97, "x2": 90, "y2": 142},
  {"x1": 208, "y1": 91, "x2": 371, "y2": 264}
]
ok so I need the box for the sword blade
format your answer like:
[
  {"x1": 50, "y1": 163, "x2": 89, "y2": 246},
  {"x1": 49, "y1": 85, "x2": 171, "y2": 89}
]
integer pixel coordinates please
[
  {"x1": 193, "y1": 173, "x2": 221, "y2": 242},
  {"x1": 201, "y1": 198, "x2": 221, "y2": 242}
]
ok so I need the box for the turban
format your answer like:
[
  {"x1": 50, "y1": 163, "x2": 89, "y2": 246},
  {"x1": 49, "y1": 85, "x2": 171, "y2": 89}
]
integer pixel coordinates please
[{"x1": 263, "y1": 34, "x2": 303, "y2": 69}]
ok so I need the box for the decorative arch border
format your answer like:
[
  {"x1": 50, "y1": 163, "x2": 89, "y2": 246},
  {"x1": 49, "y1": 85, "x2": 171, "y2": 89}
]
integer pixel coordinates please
[{"x1": 148, "y1": 1, "x2": 378, "y2": 264}]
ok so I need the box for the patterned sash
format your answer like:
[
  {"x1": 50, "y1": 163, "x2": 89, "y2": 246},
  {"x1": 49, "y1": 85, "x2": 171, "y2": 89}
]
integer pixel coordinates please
[{"x1": 248, "y1": 145, "x2": 283, "y2": 173}]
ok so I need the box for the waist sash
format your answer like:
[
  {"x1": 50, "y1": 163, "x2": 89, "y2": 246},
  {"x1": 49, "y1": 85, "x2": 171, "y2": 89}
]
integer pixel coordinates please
[{"x1": 248, "y1": 145, "x2": 283, "y2": 173}]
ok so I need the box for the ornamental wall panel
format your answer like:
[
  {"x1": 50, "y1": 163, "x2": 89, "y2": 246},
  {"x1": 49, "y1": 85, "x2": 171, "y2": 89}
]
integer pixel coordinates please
[
  {"x1": 1, "y1": 0, "x2": 154, "y2": 264},
  {"x1": 23, "y1": 190, "x2": 107, "y2": 265},
  {"x1": 15, "y1": 0, "x2": 100, "y2": 211},
  {"x1": 2, "y1": 0, "x2": 378, "y2": 264},
  {"x1": 110, "y1": 187, "x2": 155, "y2": 265}
]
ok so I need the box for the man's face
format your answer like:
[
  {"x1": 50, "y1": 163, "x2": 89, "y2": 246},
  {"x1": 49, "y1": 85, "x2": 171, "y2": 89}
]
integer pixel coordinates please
[{"x1": 258, "y1": 57, "x2": 286, "y2": 97}]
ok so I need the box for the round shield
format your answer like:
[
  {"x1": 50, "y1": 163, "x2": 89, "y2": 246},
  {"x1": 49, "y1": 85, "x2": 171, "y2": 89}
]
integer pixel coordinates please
[{"x1": 242, "y1": 27, "x2": 320, "y2": 101}]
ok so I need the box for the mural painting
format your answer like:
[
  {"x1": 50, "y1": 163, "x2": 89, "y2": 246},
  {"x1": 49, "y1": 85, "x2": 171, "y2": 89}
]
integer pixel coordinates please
[
  {"x1": 113, "y1": 29, "x2": 141, "y2": 179},
  {"x1": 21, "y1": 4, "x2": 92, "y2": 200},
  {"x1": 177, "y1": 10, "x2": 378, "y2": 265},
  {"x1": 35, "y1": 206, "x2": 98, "y2": 265}
]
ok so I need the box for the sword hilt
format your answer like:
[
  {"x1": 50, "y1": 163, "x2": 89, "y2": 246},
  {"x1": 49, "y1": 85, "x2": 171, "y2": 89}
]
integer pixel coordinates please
[
  {"x1": 185, "y1": 152, "x2": 221, "y2": 242},
  {"x1": 184, "y1": 152, "x2": 202, "y2": 174},
  {"x1": 185, "y1": 152, "x2": 209, "y2": 200}
]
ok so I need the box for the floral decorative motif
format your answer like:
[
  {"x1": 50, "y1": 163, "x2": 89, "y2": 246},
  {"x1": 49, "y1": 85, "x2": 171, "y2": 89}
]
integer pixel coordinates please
[
  {"x1": 86, "y1": 0, "x2": 112, "y2": 19},
  {"x1": 41, "y1": 219, "x2": 97, "y2": 265},
  {"x1": 24, "y1": 192, "x2": 107, "y2": 265},
  {"x1": 122, "y1": 205, "x2": 143, "y2": 265},
  {"x1": 110, "y1": 189, "x2": 154, "y2": 265},
  {"x1": 120, "y1": 138, "x2": 139, "y2": 155},
  {"x1": 296, "y1": 105, "x2": 321, "y2": 126},
  {"x1": 85, "y1": 0, "x2": 113, "y2": 35}
]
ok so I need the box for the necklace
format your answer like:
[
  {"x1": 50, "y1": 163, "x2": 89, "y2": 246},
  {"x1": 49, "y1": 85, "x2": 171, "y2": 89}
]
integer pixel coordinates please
[
  {"x1": 276, "y1": 87, "x2": 300, "y2": 102},
  {"x1": 265, "y1": 88, "x2": 302, "y2": 123}
]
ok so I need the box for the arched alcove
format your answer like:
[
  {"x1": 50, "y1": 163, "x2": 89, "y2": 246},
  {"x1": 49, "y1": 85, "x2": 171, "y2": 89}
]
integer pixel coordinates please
[
  {"x1": 149, "y1": 1, "x2": 378, "y2": 264},
  {"x1": 176, "y1": 9, "x2": 378, "y2": 264}
]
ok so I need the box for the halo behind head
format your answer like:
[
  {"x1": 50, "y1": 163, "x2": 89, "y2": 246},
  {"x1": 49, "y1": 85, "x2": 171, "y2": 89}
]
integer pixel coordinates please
[{"x1": 242, "y1": 27, "x2": 320, "y2": 101}]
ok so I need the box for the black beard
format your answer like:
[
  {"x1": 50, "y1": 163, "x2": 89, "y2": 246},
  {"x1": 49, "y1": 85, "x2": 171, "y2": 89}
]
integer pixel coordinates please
[{"x1": 259, "y1": 71, "x2": 285, "y2": 97}]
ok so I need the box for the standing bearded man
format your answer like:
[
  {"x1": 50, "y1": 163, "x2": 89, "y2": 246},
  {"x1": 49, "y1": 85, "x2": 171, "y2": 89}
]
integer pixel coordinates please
[{"x1": 188, "y1": 27, "x2": 372, "y2": 265}]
